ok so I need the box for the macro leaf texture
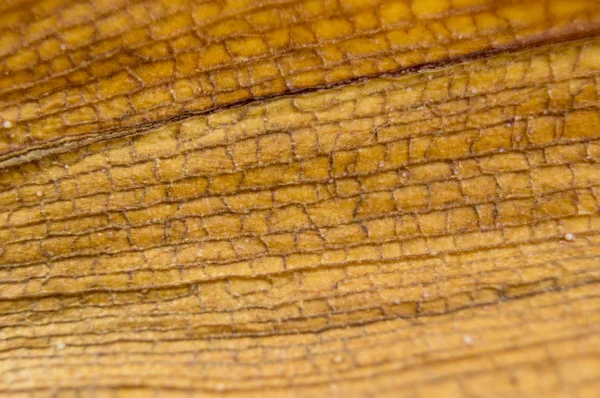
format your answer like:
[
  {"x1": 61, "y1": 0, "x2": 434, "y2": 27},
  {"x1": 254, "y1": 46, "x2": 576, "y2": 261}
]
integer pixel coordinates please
[{"x1": 0, "y1": 0, "x2": 600, "y2": 397}]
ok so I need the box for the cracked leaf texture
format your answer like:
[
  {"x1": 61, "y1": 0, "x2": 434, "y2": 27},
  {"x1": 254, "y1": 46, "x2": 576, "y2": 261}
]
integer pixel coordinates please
[{"x1": 1, "y1": 0, "x2": 600, "y2": 397}]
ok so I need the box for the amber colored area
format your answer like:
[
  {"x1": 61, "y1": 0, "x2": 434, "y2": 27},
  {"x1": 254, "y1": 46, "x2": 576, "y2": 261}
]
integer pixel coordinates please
[
  {"x1": 1, "y1": 1, "x2": 600, "y2": 397},
  {"x1": 1, "y1": 0, "x2": 600, "y2": 162}
]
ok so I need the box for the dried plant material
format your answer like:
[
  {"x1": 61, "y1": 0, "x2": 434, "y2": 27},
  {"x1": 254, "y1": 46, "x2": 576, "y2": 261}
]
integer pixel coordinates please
[{"x1": 0, "y1": 1, "x2": 599, "y2": 397}]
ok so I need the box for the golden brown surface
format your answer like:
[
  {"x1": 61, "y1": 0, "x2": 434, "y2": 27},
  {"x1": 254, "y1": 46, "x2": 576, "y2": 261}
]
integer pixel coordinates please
[
  {"x1": 2, "y1": 0, "x2": 600, "y2": 163},
  {"x1": 1, "y1": 1, "x2": 600, "y2": 397}
]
